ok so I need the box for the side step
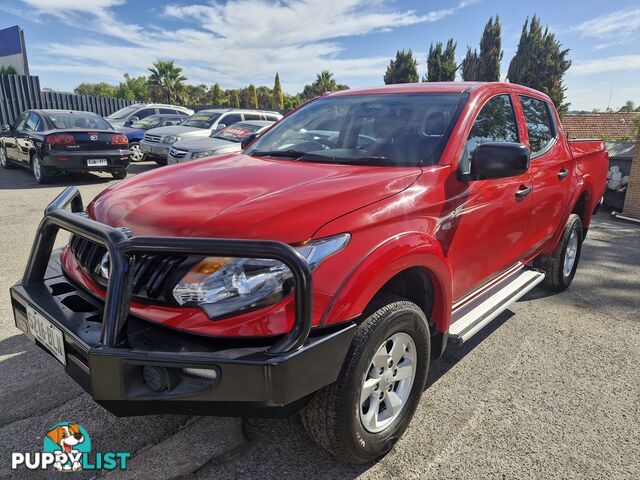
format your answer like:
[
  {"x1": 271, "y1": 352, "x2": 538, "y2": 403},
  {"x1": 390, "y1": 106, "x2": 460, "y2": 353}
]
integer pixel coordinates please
[{"x1": 448, "y1": 268, "x2": 545, "y2": 344}]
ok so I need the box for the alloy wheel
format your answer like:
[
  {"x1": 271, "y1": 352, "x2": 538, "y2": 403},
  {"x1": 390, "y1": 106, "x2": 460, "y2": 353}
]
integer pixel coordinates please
[{"x1": 563, "y1": 229, "x2": 579, "y2": 277}]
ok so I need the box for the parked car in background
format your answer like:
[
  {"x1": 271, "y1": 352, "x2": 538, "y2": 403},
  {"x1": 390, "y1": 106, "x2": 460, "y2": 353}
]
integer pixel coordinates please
[
  {"x1": 119, "y1": 114, "x2": 185, "y2": 162},
  {"x1": 140, "y1": 109, "x2": 282, "y2": 165},
  {"x1": 106, "y1": 103, "x2": 193, "y2": 128},
  {"x1": 167, "y1": 120, "x2": 274, "y2": 165},
  {"x1": 0, "y1": 109, "x2": 129, "y2": 183}
]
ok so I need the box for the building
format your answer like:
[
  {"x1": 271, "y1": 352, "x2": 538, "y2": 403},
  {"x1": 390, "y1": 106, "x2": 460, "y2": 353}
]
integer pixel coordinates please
[
  {"x1": 0, "y1": 26, "x2": 29, "y2": 75},
  {"x1": 562, "y1": 112, "x2": 639, "y2": 219}
]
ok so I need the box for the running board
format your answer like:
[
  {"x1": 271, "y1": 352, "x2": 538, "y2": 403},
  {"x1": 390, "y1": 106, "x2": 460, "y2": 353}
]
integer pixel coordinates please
[{"x1": 448, "y1": 268, "x2": 545, "y2": 344}]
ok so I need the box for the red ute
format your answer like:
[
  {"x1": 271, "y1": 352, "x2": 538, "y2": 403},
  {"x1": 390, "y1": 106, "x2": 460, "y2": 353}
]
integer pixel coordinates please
[{"x1": 12, "y1": 82, "x2": 607, "y2": 463}]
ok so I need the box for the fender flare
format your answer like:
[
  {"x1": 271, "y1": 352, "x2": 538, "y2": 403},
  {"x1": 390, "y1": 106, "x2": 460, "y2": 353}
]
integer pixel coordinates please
[{"x1": 321, "y1": 232, "x2": 452, "y2": 333}]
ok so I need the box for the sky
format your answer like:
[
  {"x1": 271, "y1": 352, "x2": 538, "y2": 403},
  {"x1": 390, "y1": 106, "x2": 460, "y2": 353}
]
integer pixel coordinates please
[{"x1": 1, "y1": 0, "x2": 639, "y2": 111}]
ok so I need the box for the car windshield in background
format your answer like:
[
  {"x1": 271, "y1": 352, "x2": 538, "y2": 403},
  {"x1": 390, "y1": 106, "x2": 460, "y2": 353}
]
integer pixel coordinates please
[
  {"x1": 212, "y1": 123, "x2": 263, "y2": 143},
  {"x1": 131, "y1": 115, "x2": 178, "y2": 130},
  {"x1": 107, "y1": 105, "x2": 140, "y2": 120},
  {"x1": 46, "y1": 113, "x2": 113, "y2": 130},
  {"x1": 181, "y1": 113, "x2": 221, "y2": 129},
  {"x1": 246, "y1": 93, "x2": 467, "y2": 167}
]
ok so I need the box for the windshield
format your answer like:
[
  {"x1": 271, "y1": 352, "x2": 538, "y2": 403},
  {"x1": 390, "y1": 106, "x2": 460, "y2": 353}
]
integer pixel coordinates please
[
  {"x1": 211, "y1": 122, "x2": 265, "y2": 143},
  {"x1": 131, "y1": 115, "x2": 179, "y2": 130},
  {"x1": 47, "y1": 112, "x2": 113, "y2": 130},
  {"x1": 246, "y1": 93, "x2": 467, "y2": 166},
  {"x1": 107, "y1": 105, "x2": 141, "y2": 120},
  {"x1": 181, "y1": 112, "x2": 221, "y2": 129}
]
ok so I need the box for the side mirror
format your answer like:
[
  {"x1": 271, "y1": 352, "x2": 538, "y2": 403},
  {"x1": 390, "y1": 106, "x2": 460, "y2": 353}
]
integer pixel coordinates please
[
  {"x1": 1, "y1": 124, "x2": 10, "y2": 132},
  {"x1": 468, "y1": 142, "x2": 530, "y2": 180},
  {"x1": 125, "y1": 116, "x2": 139, "y2": 127},
  {"x1": 241, "y1": 132, "x2": 259, "y2": 150},
  {"x1": 216, "y1": 123, "x2": 226, "y2": 131}
]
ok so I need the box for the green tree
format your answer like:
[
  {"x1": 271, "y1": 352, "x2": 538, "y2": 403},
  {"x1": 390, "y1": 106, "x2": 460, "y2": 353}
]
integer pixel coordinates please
[
  {"x1": 226, "y1": 89, "x2": 241, "y2": 108},
  {"x1": 283, "y1": 93, "x2": 302, "y2": 110},
  {"x1": 116, "y1": 74, "x2": 150, "y2": 101},
  {"x1": 272, "y1": 72, "x2": 284, "y2": 110},
  {"x1": 478, "y1": 16, "x2": 503, "y2": 81},
  {"x1": 0, "y1": 65, "x2": 17, "y2": 75},
  {"x1": 147, "y1": 59, "x2": 187, "y2": 104},
  {"x1": 247, "y1": 84, "x2": 259, "y2": 109},
  {"x1": 185, "y1": 84, "x2": 209, "y2": 104},
  {"x1": 256, "y1": 86, "x2": 272, "y2": 110},
  {"x1": 507, "y1": 16, "x2": 571, "y2": 116},
  {"x1": 384, "y1": 50, "x2": 419, "y2": 84},
  {"x1": 301, "y1": 70, "x2": 348, "y2": 99},
  {"x1": 210, "y1": 83, "x2": 224, "y2": 105},
  {"x1": 619, "y1": 100, "x2": 636, "y2": 112},
  {"x1": 461, "y1": 47, "x2": 479, "y2": 81},
  {"x1": 426, "y1": 39, "x2": 457, "y2": 82},
  {"x1": 74, "y1": 82, "x2": 117, "y2": 97}
]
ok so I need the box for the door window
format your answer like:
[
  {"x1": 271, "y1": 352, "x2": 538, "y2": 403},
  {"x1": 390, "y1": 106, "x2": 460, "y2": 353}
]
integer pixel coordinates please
[
  {"x1": 460, "y1": 94, "x2": 519, "y2": 173},
  {"x1": 14, "y1": 113, "x2": 29, "y2": 131},
  {"x1": 220, "y1": 113, "x2": 242, "y2": 126},
  {"x1": 519, "y1": 96, "x2": 555, "y2": 156},
  {"x1": 135, "y1": 108, "x2": 156, "y2": 119},
  {"x1": 25, "y1": 113, "x2": 42, "y2": 132}
]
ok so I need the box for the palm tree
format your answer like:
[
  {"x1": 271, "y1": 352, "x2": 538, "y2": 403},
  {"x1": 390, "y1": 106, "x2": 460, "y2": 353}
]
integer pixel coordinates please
[{"x1": 147, "y1": 60, "x2": 187, "y2": 104}]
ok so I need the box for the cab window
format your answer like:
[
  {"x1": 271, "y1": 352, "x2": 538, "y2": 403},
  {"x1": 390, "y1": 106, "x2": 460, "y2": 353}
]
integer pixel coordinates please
[
  {"x1": 519, "y1": 96, "x2": 555, "y2": 156},
  {"x1": 460, "y1": 94, "x2": 519, "y2": 173}
]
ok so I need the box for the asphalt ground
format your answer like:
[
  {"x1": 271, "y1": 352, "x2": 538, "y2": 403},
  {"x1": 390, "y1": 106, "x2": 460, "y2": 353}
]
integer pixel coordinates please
[{"x1": 0, "y1": 162, "x2": 638, "y2": 479}]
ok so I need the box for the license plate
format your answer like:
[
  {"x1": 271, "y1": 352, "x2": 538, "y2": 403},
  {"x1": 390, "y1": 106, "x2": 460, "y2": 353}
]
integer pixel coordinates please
[
  {"x1": 140, "y1": 144, "x2": 151, "y2": 152},
  {"x1": 87, "y1": 159, "x2": 108, "y2": 166},
  {"x1": 27, "y1": 305, "x2": 66, "y2": 365}
]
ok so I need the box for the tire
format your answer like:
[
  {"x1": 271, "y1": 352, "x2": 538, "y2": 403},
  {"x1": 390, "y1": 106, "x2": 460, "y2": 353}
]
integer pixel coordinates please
[
  {"x1": 128, "y1": 142, "x2": 146, "y2": 162},
  {"x1": 32, "y1": 154, "x2": 50, "y2": 184},
  {"x1": 301, "y1": 295, "x2": 430, "y2": 464},
  {"x1": 0, "y1": 145, "x2": 14, "y2": 169},
  {"x1": 111, "y1": 169, "x2": 127, "y2": 180},
  {"x1": 537, "y1": 213, "x2": 583, "y2": 291}
]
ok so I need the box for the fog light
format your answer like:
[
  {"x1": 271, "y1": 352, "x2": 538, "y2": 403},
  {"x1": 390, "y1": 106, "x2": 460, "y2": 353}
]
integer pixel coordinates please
[{"x1": 142, "y1": 365, "x2": 179, "y2": 392}]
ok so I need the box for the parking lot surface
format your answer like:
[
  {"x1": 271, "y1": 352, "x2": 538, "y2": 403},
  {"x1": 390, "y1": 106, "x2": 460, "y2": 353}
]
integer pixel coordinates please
[{"x1": 0, "y1": 165, "x2": 639, "y2": 479}]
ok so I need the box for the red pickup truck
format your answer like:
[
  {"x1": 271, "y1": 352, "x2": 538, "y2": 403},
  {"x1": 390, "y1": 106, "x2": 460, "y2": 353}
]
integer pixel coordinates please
[{"x1": 11, "y1": 82, "x2": 607, "y2": 463}]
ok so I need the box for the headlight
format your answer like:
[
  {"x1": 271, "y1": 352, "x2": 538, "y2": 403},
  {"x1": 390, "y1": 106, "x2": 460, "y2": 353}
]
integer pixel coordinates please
[
  {"x1": 191, "y1": 150, "x2": 217, "y2": 159},
  {"x1": 163, "y1": 135, "x2": 180, "y2": 144},
  {"x1": 172, "y1": 233, "x2": 350, "y2": 317}
]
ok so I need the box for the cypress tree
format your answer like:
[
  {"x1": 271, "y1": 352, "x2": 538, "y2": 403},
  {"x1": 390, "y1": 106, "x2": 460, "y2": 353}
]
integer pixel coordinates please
[
  {"x1": 461, "y1": 47, "x2": 479, "y2": 81},
  {"x1": 507, "y1": 15, "x2": 571, "y2": 115},
  {"x1": 478, "y1": 16, "x2": 503, "y2": 81},
  {"x1": 426, "y1": 39, "x2": 457, "y2": 81},
  {"x1": 384, "y1": 50, "x2": 419, "y2": 84},
  {"x1": 272, "y1": 72, "x2": 284, "y2": 110},
  {"x1": 248, "y1": 84, "x2": 259, "y2": 109}
]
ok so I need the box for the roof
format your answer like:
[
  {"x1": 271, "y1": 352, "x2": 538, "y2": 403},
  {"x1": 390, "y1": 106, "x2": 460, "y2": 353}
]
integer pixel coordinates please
[
  {"x1": 562, "y1": 112, "x2": 639, "y2": 141},
  {"x1": 604, "y1": 141, "x2": 637, "y2": 159}
]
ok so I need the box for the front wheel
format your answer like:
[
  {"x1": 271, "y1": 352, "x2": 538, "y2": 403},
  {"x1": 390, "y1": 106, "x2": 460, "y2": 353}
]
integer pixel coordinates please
[
  {"x1": 537, "y1": 213, "x2": 583, "y2": 291},
  {"x1": 128, "y1": 142, "x2": 146, "y2": 162},
  {"x1": 0, "y1": 146, "x2": 13, "y2": 169},
  {"x1": 301, "y1": 295, "x2": 430, "y2": 464}
]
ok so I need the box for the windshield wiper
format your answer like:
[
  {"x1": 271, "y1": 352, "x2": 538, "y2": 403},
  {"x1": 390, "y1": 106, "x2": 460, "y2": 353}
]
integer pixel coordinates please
[
  {"x1": 251, "y1": 150, "x2": 338, "y2": 162},
  {"x1": 293, "y1": 155, "x2": 395, "y2": 166}
]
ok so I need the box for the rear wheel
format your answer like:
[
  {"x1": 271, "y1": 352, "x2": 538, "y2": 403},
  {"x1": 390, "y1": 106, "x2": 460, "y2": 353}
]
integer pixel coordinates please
[
  {"x1": 128, "y1": 142, "x2": 145, "y2": 162},
  {"x1": 111, "y1": 169, "x2": 127, "y2": 180},
  {"x1": 301, "y1": 295, "x2": 430, "y2": 464},
  {"x1": 32, "y1": 154, "x2": 50, "y2": 184},
  {"x1": 0, "y1": 145, "x2": 13, "y2": 169},
  {"x1": 537, "y1": 213, "x2": 583, "y2": 291}
]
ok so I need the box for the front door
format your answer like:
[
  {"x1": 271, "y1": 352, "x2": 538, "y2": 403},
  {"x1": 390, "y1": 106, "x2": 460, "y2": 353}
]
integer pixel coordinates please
[{"x1": 449, "y1": 93, "x2": 533, "y2": 301}]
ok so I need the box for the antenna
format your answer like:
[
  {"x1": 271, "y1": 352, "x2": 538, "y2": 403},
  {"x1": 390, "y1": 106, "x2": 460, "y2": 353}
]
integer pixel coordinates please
[{"x1": 607, "y1": 84, "x2": 612, "y2": 111}]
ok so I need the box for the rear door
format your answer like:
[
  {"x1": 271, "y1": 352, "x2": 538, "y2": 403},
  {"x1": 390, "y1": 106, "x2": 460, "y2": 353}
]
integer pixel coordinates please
[
  {"x1": 16, "y1": 112, "x2": 42, "y2": 163},
  {"x1": 4, "y1": 112, "x2": 28, "y2": 162},
  {"x1": 518, "y1": 96, "x2": 572, "y2": 253},
  {"x1": 450, "y1": 93, "x2": 533, "y2": 300}
]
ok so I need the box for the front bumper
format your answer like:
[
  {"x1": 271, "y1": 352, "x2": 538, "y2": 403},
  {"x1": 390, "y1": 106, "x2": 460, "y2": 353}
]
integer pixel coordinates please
[
  {"x1": 139, "y1": 140, "x2": 171, "y2": 159},
  {"x1": 11, "y1": 187, "x2": 355, "y2": 417}
]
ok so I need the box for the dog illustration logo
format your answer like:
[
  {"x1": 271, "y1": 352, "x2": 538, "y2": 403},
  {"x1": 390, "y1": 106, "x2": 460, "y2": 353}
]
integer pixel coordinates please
[{"x1": 43, "y1": 422, "x2": 91, "y2": 472}]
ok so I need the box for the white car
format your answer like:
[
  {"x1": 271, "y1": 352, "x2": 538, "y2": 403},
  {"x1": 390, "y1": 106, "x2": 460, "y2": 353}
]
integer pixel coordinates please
[
  {"x1": 167, "y1": 120, "x2": 275, "y2": 165},
  {"x1": 106, "y1": 103, "x2": 193, "y2": 128},
  {"x1": 140, "y1": 109, "x2": 282, "y2": 165}
]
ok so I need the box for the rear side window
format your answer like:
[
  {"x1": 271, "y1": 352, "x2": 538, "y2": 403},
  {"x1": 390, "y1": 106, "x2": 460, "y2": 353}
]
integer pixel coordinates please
[
  {"x1": 135, "y1": 108, "x2": 155, "y2": 119},
  {"x1": 25, "y1": 113, "x2": 41, "y2": 132},
  {"x1": 265, "y1": 114, "x2": 280, "y2": 122},
  {"x1": 519, "y1": 96, "x2": 555, "y2": 155},
  {"x1": 460, "y1": 94, "x2": 518, "y2": 172},
  {"x1": 220, "y1": 113, "x2": 242, "y2": 126},
  {"x1": 244, "y1": 113, "x2": 262, "y2": 121}
]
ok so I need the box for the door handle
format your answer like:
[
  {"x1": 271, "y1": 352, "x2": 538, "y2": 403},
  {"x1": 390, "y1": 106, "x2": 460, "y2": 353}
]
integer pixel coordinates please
[
  {"x1": 558, "y1": 168, "x2": 569, "y2": 180},
  {"x1": 515, "y1": 185, "x2": 532, "y2": 199}
]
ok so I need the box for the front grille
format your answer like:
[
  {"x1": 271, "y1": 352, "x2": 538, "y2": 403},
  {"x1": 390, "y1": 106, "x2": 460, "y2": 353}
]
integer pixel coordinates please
[
  {"x1": 144, "y1": 134, "x2": 162, "y2": 144},
  {"x1": 68, "y1": 235, "x2": 190, "y2": 302},
  {"x1": 169, "y1": 147, "x2": 188, "y2": 159}
]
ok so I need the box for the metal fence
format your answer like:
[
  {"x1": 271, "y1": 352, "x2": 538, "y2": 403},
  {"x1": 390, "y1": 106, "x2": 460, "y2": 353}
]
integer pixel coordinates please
[{"x1": 0, "y1": 74, "x2": 135, "y2": 126}]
